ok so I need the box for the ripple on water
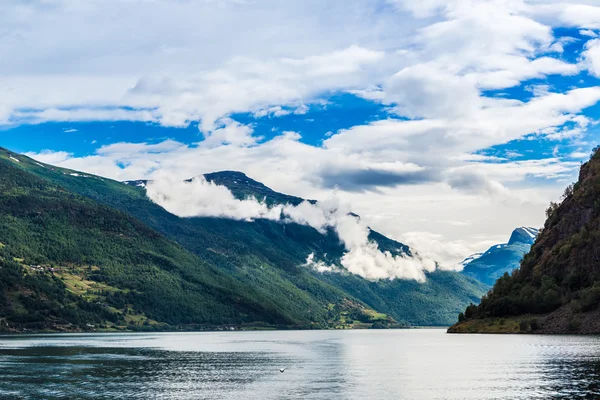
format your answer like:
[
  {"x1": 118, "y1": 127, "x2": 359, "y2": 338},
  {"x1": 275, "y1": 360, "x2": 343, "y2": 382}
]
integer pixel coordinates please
[{"x1": 0, "y1": 330, "x2": 600, "y2": 399}]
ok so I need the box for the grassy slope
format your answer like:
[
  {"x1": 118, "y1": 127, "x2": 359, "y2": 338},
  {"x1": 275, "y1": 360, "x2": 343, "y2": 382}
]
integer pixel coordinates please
[
  {"x1": 17, "y1": 155, "x2": 487, "y2": 326},
  {"x1": 450, "y1": 148, "x2": 600, "y2": 334}
]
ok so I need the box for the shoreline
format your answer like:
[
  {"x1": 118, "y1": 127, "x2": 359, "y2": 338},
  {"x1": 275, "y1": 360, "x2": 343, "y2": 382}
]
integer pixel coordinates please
[{"x1": 0, "y1": 324, "x2": 446, "y2": 335}]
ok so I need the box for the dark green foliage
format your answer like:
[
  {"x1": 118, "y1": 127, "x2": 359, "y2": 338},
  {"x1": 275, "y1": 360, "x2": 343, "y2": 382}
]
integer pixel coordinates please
[
  {"x1": 519, "y1": 319, "x2": 529, "y2": 332},
  {"x1": 580, "y1": 283, "x2": 600, "y2": 312},
  {"x1": 568, "y1": 316, "x2": 581, "y2": 332},
  {"x1": 60, "y1": 168, "x2": 486, "y2": 326},
  {"x1": 0, "y1": 152, "x2": 309, "y2": 330},
  {"x1": 318, "y1": 271, "x2": 486, "y2": 326}
]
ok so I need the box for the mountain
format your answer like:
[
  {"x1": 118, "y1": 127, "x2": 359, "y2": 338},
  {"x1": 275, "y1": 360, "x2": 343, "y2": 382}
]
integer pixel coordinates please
[
  {"x1": 0, "y1": 150, "x2": 293, "y2": 331},
  {"x1": 449, "y1": 147, "x2": 600, "y2": 334},
  {"x1": 461, "y1": 227, "x2": 539, "y2": 286},
  {"x1": 0, "y1": 149, "x2": 397, "y2": 332},
  {"x1": 124, "y1": 173, "x2": 486, "y2": 326},
  {"x1": 0, "y1": 147, "x2": 486, "y2": 330}
]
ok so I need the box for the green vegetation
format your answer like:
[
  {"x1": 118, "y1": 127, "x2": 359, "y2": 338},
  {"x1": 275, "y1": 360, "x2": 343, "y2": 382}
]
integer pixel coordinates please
[
  {"x1": 55, "y1": 168, "x2": 487, "y2": 325},
  {"x1": 0, "y1": 147, "x2": 486, "y2": 330},
  {"x1": 451, "y1": 146, "x2": 600, "y2": 333},
  {"x1": 0, "y1": 151, "x2": 391, "y2": 331}
]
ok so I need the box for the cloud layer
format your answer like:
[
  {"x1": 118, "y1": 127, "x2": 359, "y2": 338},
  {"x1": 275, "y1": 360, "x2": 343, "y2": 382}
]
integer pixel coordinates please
[
  {"x1": 146, "y1": 177, "x2": 436, "y2": 281},
  {"x1": 9, "y1": 0, "x2": 600, "y2": 265}
]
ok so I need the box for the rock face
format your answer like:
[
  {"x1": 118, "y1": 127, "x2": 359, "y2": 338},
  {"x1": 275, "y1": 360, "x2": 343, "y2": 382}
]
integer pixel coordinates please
[
  {"x1": 461, "y1": 227, "x2": 539, "y2": 286},
  {"x1": 450, "y1": 147, "x2": 600, "y2": 334}
]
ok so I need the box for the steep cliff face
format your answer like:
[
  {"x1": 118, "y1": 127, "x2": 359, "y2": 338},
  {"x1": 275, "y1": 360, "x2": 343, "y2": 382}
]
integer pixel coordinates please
[{"x1": 450, "y1": 147, "x2": 600, "y2": 334}]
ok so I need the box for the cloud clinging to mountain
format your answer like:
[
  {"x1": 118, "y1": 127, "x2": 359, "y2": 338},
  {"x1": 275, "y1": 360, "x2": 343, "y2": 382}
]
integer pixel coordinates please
[{"x1": 146, "y1": 176, "x2": 437, "y2": 281}]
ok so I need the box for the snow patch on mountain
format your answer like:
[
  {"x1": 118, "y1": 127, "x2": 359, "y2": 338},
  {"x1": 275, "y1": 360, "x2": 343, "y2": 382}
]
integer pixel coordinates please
[{"x1": 461, "y1": 252, "x2": 483, "y2": 267}]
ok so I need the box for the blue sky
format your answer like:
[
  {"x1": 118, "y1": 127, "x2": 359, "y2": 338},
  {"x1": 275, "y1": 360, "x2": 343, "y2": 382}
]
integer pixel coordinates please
[
  {"x1": 1, "y1": 0, "x2": 600, "y2": 266},
  {"x1": 2, "y1": 93, "x2": 394, "y2": 156}
]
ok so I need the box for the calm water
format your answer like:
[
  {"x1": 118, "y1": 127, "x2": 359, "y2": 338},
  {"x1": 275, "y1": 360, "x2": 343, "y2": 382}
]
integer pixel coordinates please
[{"x1": 1, "y1": 329, "x2": 600, "y2": 399}]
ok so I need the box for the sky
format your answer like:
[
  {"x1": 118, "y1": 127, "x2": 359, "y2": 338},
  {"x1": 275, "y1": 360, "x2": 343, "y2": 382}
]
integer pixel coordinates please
[{"x1": 1, "y1": 0, "x2": 600, "y2": 267}]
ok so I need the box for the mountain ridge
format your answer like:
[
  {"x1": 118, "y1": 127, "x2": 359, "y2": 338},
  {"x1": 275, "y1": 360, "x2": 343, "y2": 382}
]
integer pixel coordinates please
[
  {"x1": 0, "y1": 148, "x2": 400, "y2": 331},
  {"x1": 461, "y1": 227, "x2": 539, "y2": 286},
  {"x1": 0, "y1": 147, "x2": 487, "y2": 329}
]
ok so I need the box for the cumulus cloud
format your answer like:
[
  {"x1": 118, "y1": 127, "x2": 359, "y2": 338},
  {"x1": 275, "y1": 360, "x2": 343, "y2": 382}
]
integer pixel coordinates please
[
  {"x1": 540, "y1": 3, "x2": 600, "y2": 30},
  {"x1": 146, "y1": 176, "x2": 437, "y2": 281},
  {"x1": 580, "y1": 29, "x2": 598, "y2": 37},
  {"x1": 146, "y1": 175, "x2": 282, "y2": 220},
  {"x1": 582, "y1": 38, "x2": 600, "y2": 77},
  {"x1": 384, "y1": 65, "x2": 482, "y2": 119},
  {"x1": 0, "y1": 0, "x2": 592, "y2": 131},
  {"x1": 9, "y1": 0, "x2": 600, "y2": 267},
  {"x1": 201, "y1": 118, "x2": 259, "y2": 148},
  {"x1": 400, "y1": 232, "x2": 481, "y2": 271}
]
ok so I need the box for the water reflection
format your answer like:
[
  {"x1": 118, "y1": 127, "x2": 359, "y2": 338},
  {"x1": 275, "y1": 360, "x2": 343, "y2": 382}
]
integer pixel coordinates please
[{"x1": 0, "y1": 330, "x2": 599, "y2": 399}]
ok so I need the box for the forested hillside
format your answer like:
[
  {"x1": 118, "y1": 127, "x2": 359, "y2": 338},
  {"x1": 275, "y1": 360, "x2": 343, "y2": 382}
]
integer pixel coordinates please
[
  {"x1": 0, "y1": 149, "x2": 394, "y2": 332},
  {"x1": 0, "y1": 147, "x2": 488, "y2": 329},
  {"x1": 13, "y1": 152, "x2": 486, "y2": 326},
  {"x1": 450, "y1": 147, "x2": 600, "y2": 334}
]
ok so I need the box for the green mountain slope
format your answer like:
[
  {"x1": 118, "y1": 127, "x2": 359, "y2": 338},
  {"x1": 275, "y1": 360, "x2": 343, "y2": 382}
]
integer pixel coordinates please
[
  {"x1": 449, "y1": 147, "x2": 600, "y2": 334},
  {"x1": 14, "y1": 154, "x2": 486, "y2": 326},
  {"x1": 0, "y1": 149, "x2": 394, "y2": 332}
]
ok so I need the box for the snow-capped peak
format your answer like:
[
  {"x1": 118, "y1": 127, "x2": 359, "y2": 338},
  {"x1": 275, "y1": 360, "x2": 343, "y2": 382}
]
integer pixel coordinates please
[
  {"x1": 508, "y1": 227, "x2": 539, "y2": 245},
  {"x1": 461, "y1": 252, "x2": 483, "y2": 267}
]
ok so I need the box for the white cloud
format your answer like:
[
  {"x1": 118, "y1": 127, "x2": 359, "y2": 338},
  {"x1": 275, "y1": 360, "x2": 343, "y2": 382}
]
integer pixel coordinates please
[
  {"x1": 201, "y1": 118, "x2": 259, "y2": 148},
  {"x1": 253, "y1": 106, "x2": 291, "y2": 119},
  {"x1": 580, "y1": 29, "x2": 598, "y2": 37},
  {"x1": 399, "y1": 231, "x2": 495, "y2": 271},
  {"x1": 538, "y1": 3, "x2": 600, "y2": 30},
  {"x1": 146, "y1": 176, "x2": 437, "y2": 281},
  {"x1": 8, "y1": 0, "x2": 600, "y2": 267},
  {"x1": 582, "y1": 38, "x2": 600, "y2": 77},
  {"x1": 384, "y1": 64, "x2": 481, "y2": 119},
  {"x1": 146, "y1": 175, "x2": 282, "y2": 221},
  {"x1": 324, "y1": 87, "x2": 600, "y2": 161},
  {"x1": 24, "y1": 150, "x2": 73, "y2": 164},
  {"x1": 0, "y1": 0, "x2": 591, "y2": 131},
  {"x1": 0, "y1": 0, "x2": 402, "y2": 130},
  {"x1": 569, "y1": 151, "x2": 590, "y2": 159},
  {"x1": 302, "y1": 253, "x2": 339, "y2": 274}
]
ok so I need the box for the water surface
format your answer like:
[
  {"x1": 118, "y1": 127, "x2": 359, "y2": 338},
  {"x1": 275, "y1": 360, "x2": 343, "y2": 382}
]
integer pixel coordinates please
[{"x1": 1, "y1": 329, "x2": 599, "y2": 399}]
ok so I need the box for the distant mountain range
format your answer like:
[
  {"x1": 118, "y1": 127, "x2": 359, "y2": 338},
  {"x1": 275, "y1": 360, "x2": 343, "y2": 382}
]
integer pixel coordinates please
[
  {"x1": 450, "y1": 147, "x2": 600, "y2": 334},
  {"x1": 0, "y1": 147, "x2": 487, "y2": 332},
  {"x1": 461, "y1": 227, "x2": 539, "y2": 286}
]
